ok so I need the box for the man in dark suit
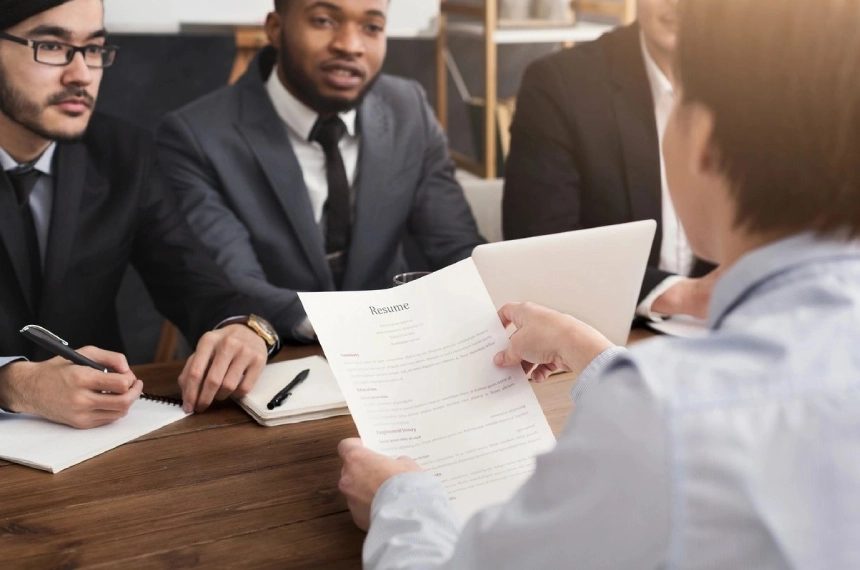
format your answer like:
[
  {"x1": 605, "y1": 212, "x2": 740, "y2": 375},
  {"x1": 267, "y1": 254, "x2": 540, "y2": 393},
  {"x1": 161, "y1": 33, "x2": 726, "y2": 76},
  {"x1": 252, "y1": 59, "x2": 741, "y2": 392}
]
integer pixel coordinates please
[
  {"x1": 503, "y1": 0, "x2": 718, "y2": 321},
  {"x1": 157, "y1": 0, "x2": 484, "y2": 343},
  {"x1": 0, "y1": 0, "x2": 281, "y2": 429}
]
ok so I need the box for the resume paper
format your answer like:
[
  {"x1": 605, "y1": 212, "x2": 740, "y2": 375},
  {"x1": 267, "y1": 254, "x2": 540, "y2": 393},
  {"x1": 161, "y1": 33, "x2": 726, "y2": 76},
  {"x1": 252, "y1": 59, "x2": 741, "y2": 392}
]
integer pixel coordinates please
[{"x1": 299, "y1": 259, "x2": 556, "y2": 521}]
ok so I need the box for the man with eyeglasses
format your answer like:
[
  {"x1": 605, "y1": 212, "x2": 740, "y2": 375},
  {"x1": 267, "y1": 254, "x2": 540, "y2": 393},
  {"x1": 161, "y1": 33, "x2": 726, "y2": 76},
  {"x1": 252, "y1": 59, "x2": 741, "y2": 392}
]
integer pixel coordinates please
[{"x1": 0, "y1": 0, "x2": 283, "y2": 429}]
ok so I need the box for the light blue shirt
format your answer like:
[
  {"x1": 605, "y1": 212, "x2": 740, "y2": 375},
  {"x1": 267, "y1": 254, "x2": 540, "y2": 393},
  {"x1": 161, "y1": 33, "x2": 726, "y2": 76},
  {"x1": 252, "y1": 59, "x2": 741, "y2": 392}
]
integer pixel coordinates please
[
  {"x1": 0, "y1": 144, "x2": 57, "y2": 381},
  {"x1": 363, "y1": 232, "x2": 860, "y2": 570}
]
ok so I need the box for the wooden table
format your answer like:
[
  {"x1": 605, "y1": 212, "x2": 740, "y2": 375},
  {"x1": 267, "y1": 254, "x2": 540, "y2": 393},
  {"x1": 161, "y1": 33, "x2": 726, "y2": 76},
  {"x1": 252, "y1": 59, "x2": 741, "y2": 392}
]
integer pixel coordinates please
[{"x1": 1, "y1": 330, "x2": 655, "y2": 569}]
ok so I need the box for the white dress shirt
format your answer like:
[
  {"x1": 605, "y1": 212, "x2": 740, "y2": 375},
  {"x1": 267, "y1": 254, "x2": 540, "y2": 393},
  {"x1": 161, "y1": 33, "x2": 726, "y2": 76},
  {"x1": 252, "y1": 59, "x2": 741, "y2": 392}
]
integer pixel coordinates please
[
  {"x1": 636, "y1": 35, "x2": 696, "y2": 319},
  {"x1": 361, "y1": 233, "x2": 860, "y2": 569},
  {"x1": 265, "y1": 70, "x2": 360, "y2": 225},
  {"x1": 265, "y1": 72, "x2": 361, "y2": 341}
]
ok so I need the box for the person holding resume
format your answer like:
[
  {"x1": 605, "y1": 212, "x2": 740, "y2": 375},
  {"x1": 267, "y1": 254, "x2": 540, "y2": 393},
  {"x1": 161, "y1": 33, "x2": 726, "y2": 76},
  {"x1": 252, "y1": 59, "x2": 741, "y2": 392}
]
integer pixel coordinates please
[{"x1": 335, "y1": 0, "x2": 860, "y2": 567}]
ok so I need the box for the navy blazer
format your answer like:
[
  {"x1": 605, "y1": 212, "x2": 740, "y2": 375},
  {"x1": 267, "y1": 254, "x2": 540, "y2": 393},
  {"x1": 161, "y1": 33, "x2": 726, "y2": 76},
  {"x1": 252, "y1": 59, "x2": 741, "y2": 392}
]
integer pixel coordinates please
[
  {"x1": 503, "y1": 23, "x2": 714, "y2": 302},
  {"x1": 0, "y1": 113, "x2": 258, "y2": 360},
  {"x1": 157, "y1": 48, "x2": 483, "y2": 340}
]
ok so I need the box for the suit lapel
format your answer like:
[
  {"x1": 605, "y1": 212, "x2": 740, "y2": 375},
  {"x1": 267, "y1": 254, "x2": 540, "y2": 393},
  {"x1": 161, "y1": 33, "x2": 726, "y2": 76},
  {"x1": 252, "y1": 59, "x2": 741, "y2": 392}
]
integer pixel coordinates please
[
  {"x1": 608, "y1": 24, "x2": 663, "y2": 265},
  {"x1": 40, "y1": 141, "x2": 86, "y2": 320},
  {"x1": 0, "y1": 172, "x2": 36, "y2": 311},
  {"x1": 235, "y1": 50, "x2": 332, "y2": 288},
  {"x1": 342, "y1": 92, "x2": 395, "y2": 289}
]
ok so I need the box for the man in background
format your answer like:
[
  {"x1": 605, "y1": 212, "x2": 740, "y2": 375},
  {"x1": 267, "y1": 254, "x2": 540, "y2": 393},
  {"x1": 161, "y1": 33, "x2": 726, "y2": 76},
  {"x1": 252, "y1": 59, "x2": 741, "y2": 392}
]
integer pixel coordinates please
[
  {"x1": 503, "y1": 0, "x2": 718, "y2": 320},
  {"x1": 0, "y1": 0, "x2": 280, "y2": 428},
  {"x1": 157, "y1": 0, "x2": 484, "y2": 343}
]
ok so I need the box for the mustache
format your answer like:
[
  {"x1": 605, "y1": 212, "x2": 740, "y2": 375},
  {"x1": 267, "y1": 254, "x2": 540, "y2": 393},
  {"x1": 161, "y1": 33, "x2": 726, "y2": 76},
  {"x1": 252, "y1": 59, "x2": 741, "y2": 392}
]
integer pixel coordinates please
[
  {"x1": 46, "y1": 88, "x2": 95, "y2": 107},
  {"x1": 320, "y1": 58, "x2": 367, "y2": 79}
]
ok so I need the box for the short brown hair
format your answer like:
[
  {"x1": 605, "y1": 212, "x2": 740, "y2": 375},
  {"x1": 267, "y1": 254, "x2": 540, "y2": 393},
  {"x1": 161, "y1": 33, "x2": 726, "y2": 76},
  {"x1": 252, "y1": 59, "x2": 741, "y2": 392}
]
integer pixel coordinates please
[{"x1": 676, "y1": 0, "x2": 860, "y2": 237}]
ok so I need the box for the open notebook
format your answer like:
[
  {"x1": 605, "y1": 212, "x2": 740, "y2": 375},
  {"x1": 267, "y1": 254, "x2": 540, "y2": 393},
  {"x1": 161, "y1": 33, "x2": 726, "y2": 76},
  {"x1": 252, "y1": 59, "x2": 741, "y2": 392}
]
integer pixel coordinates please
[
  {"x1": 236, "y1": 356, "x2": 349, "y2": 426},
  {"x1": 0, "y1": 395, "x2": 189, "y2": 473}
]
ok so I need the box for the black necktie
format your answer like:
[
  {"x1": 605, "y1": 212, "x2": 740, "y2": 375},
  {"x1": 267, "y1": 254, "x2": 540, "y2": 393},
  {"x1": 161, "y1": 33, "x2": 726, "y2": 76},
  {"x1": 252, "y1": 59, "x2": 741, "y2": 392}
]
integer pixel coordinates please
[
  {"x1": 310, "y1": 115, "x2": 351, "y2": 288},
  {"x1": 7, "y1": 166, "x2": 43, "y2": 308}
]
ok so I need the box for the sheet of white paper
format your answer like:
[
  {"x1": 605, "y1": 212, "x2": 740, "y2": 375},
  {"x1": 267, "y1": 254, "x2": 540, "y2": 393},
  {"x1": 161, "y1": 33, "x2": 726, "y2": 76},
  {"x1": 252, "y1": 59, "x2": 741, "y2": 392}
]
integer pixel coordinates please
[
  {"x1": 299, "y1": 259, "x2": 556, "y2": 521},
  {"x1": 649, "y1": 314, "x2": 709, "y2": 338},
  {"x1": 0, "y1": 398, "x2": 189, "y2": 473}
]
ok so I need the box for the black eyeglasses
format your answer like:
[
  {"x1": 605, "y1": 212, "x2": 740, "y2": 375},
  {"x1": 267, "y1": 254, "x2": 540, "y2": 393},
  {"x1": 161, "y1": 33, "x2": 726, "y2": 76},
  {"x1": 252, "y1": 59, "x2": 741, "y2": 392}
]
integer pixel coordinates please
[{"x1": 0, "y1": 31, "x2": 119, "y2": 69}]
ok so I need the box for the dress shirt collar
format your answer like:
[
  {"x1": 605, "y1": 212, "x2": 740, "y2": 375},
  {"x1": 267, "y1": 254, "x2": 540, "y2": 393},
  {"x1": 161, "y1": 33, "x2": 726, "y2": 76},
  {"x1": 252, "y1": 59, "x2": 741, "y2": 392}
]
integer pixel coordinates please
[
  {"x1": 265, "y1": 69, "x2": 357, "y2": 141},
  {"x1": 0, "y1": 142, "x2": 57, "y2": 176},
  {"x1": 640, "y1": 33, "x2": 674, "y2": 104},
  {"x1": 709, "y1": 231, "x2": 860, "y2": 329}
]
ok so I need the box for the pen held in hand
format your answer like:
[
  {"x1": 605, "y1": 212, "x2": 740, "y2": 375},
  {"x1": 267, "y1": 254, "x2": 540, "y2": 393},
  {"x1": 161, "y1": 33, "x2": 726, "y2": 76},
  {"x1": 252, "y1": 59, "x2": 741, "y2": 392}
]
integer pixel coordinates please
[
  {"x1": 267, "y1": 368, "x2": 311, "y2": 410},
  {"x1": 19, "y1": 324, "x2": 111, "y2": 373}
]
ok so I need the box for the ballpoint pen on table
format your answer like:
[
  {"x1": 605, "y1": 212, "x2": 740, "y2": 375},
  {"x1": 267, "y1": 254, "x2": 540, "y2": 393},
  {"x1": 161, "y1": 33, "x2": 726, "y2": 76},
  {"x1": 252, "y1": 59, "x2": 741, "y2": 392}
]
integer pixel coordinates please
[{"x1": 267, "y1": 368, "x2": 311, "y2": 410}]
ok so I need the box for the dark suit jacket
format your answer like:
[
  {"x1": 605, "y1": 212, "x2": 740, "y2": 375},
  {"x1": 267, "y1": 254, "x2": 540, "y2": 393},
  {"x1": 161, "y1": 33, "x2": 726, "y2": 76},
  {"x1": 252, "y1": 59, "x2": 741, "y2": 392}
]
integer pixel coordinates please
[
  {"x1": 503, "y1": 23, "x2": 713, "y2": 302},
  {"x1": 156, "y1": 48, "x2": 484, "y2": 340},
  {"x1": 0, "y1": 113, "x2": 258, "y2": 361}
]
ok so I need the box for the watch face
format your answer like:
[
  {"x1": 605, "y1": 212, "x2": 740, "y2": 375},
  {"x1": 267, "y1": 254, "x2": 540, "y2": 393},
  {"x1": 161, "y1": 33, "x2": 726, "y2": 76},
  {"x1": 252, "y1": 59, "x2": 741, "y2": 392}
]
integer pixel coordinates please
[{"x1": 249, "y1": 315, "x2": 277, "y2": 345}]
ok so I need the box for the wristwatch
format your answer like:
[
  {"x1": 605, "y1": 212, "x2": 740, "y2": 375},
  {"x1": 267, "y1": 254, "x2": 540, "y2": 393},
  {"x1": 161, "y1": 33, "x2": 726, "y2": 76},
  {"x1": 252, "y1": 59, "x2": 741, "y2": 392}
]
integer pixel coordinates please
[{"x1": 221, "y1": 314, "x2": 281, "y2": 357}]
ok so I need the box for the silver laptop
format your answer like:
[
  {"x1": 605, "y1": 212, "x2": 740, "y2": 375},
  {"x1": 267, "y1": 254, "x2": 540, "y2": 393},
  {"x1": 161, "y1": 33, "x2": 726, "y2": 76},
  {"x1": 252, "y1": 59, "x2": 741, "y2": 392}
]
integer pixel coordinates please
[{"x1": 472, "y1": 220, "x2": 657, "y2": 346}]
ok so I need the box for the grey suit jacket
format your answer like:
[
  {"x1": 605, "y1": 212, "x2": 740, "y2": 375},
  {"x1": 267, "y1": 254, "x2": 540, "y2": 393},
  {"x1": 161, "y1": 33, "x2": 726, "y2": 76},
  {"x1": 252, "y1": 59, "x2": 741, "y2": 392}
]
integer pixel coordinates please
[{"x1": 157, "y1": 48, "x2": 483, "y2": 341}]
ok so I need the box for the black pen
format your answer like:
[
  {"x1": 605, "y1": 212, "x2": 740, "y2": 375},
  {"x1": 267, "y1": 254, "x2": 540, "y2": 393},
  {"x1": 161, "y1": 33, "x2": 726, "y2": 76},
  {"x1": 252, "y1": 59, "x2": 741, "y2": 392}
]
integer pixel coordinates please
[
  {"x1": 20, "y1": 325, "x2": 110, "y2": 373},
  {"x1": 267, "y1": 368, "x2": 310, "y2": 410}
]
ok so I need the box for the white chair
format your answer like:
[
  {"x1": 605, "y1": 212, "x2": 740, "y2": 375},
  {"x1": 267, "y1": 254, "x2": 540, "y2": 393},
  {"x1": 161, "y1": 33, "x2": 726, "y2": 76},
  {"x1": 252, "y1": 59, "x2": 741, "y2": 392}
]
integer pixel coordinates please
[{"x1": 460, "y1": 177, "x2": 504, "y2": 243}]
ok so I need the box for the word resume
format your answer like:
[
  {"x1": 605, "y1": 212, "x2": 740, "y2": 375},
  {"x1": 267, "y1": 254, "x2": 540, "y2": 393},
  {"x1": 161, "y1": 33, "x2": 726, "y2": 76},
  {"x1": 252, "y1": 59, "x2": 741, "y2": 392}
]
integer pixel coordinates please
[{"x1": 299, "y1": 259, "x2": 556, "y2": 521}]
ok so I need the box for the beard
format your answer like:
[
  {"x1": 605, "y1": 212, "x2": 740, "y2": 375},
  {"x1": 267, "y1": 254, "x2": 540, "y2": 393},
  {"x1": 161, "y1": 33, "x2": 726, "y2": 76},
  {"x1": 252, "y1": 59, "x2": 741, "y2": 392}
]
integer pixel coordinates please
[
  {"x1": 0, "y1": 61, "x2": 95, "y2": 143},
  {"x1": 279, "y1": 36, "x2": 379, "y2": 116}
]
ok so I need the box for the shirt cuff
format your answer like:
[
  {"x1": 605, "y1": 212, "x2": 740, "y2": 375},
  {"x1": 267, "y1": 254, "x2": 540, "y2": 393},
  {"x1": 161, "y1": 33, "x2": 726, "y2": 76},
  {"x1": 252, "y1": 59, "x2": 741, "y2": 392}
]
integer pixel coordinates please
[
  {"x1": 636, "y1": 275, "x2": 686, "y2": 321},
  {"x1": 293, "y1": 317, "x2": 317, "y2": 343},
  {"x1": 570, "y1": 346, "x2": 628, "y2": 404},
  {"x1": 365, "y1": 471, "x2": 460, "y2": 568},
  {"x1": 370, "y1": 471, "x2": 458, "y2": 531},
  {"x1": 0, "y1": 356, "x2": 26, "y2": 413},
  {"x1": 373, "y1": 471, "x2": 450, "y2": 513}
]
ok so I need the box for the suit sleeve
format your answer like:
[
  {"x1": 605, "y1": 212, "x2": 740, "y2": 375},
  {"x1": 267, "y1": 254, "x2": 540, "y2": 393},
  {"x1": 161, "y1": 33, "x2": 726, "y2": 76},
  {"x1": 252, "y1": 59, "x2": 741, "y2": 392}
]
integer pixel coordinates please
[
  {"x1": 641, "y1": 266, "x2": 676, "y2": 304},
  {"x1": 503, "y1": 60, "x2": 585, "y2": 240},
  {"x1": 406, "y1": 83, "x2": 485, "y2": 269},
  {"x1": 129, "y1": 153, "x2": 262, "y2": 346},
  {"x1": 155, "y1": 114, "x2": 309, "y2": 341}
]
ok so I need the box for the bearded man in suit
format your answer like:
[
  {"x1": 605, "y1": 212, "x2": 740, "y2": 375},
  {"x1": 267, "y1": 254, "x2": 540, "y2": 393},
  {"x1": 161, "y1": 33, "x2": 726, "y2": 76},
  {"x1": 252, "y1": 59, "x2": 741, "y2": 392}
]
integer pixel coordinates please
[
  {"x1": 0, "y1": 0, "x2": 281, "y2": 428},
  {"x1": 157, "y1": 0, "x2": 484, "y2": 343}
]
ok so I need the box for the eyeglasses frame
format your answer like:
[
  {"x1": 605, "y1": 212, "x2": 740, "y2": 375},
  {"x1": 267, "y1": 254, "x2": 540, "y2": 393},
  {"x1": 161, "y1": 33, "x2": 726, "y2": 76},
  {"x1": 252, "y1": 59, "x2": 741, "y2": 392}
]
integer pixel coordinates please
[{"x1": 0, "y1": 30, "x2": 119, "y2": 69}]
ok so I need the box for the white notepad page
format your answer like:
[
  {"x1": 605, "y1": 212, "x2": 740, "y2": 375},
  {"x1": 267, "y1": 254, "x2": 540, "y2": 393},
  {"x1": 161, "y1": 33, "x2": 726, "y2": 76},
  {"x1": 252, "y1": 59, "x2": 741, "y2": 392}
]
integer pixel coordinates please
[
  {"x1": 0, "y1": 397, "x2": 189, "y2": 473},
  {"x1": 237, "y1": 356, "x2": 348, "y2": 425}
]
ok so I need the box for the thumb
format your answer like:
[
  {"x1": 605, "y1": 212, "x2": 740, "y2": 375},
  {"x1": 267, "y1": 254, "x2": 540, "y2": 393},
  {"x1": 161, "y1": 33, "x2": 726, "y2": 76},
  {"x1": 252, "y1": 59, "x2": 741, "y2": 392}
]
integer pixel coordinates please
[
  {"x1": 494, "y1": 348, "x2": 520, "y2": 368},
  {"x1": 338, "y1": 438, "x2": 364, "y2": 458}
]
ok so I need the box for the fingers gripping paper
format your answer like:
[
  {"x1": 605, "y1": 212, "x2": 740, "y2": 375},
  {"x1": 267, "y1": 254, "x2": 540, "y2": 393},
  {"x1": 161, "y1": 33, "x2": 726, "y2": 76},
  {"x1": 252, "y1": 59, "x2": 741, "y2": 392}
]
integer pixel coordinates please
[{"x1": 299, "y1": 259, "x2": 556, "y2": 522}]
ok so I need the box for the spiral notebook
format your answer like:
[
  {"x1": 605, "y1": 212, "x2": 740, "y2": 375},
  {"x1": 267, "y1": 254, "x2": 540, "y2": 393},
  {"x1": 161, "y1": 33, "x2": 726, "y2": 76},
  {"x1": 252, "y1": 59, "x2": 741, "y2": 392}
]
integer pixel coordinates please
[
  {"x1": 236, "y1": 356, "x2": 349, "y2": 427},
  {"x1": 0, "y1": 394, "x2": 190, "y2": 473}
]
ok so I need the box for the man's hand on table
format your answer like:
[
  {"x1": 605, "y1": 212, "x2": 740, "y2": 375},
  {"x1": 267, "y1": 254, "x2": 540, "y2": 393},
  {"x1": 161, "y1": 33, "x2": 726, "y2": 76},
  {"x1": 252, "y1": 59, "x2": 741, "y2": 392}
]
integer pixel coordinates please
[
  {"x1": 0, "y1": 347, "x2": 142, "y2": 429},
  {"x1": 179, "y1": 324, "x2": 267, "y2": 413}
]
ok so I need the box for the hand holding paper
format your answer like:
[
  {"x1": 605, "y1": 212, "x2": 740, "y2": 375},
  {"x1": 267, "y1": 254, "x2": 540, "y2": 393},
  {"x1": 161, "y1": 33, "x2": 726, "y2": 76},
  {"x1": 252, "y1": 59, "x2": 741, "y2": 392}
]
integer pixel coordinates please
[
  {"x1": 299, "y1": 259, "x2": 556, "y2": 521},
  {"x1": 494, "y1": 302, "x2": 614, "y2": 382},
  {"x1": 337, "y1": 438, "x2": 423, "y2": 531}
]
